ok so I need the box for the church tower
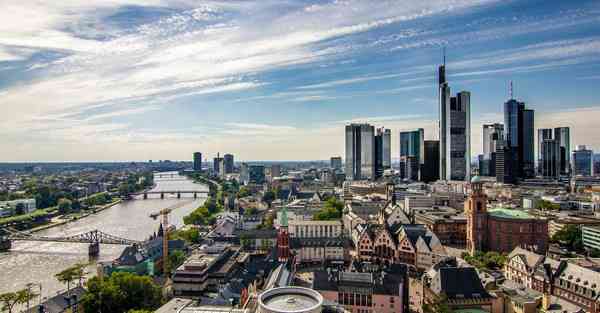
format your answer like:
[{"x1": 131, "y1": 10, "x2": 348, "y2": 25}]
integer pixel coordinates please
[
  {"x1": 277, "y1": 207, "x2": 290, "y2": 261},
  {"x1": 465, "y1": 176, "x2": 488, "y2": 255}
]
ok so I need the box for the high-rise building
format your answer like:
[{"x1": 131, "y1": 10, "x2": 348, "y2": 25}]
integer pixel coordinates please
[
  {"x1": 240, "y1": 163, "x2": 249, "y2": 184},
  {"x1": 270, "y1": 164, "x2": 281, "y2": 178},
  {"x1": 400, "y1": 128, "x2": 424, "y2": 181},
  {"x1": 422, "y1": 140, "x2": 440, "y2": 183},
  {"x1": 480, "y1": 124, "x2": 503, "y2": 177},
  {"x1": 502, "y1": 98, "x2": 534, "y2": 180},
  {"x1": 438, "y1": 59, "x2": 470, "y2": 181},
  {"x1": 573, "y1": 145, "x2": 593, "y2": 177},
  {"x1": 223, "y1": 154, "x2": 234, "y2": 174},
  {"x1": 330, "y1": 157, "x2": 342, "y2": 170},
  {"x1": 554, "y1": 127, "x2": 571, "y2": 176},
  {"x1": 540, "y1": 139, "x2": 560, "y2": 179},
  {"x1": 213, "y1": 153, "x2": 223, "y2": 175},
  {"x1": 374, "y1": 128, "x2": 391, "y2": 178},
  {"x1": 345, "y1": 123, "x2": 375, "y2": 181},
  {"x1": 193, "y1": 152, "x2": 202, "y2": 172},
  {"x1": 537, "y1": 129, "x2": 553, "y2": 175},
  {"x1": 248, "y1": 165, "x2": 265, "y2": 184}
]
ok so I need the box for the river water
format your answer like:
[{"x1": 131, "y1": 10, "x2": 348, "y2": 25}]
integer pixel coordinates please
[{"x1": 0, "y1": 172, "x2": 206, "y2": 304}]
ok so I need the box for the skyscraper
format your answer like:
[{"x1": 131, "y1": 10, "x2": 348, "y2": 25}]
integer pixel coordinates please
[
  {"x1": 400, "y1": 128, "x2": 424, "y2": 181},
  {"x1": 480, "y1": 124, "x2": 503, "y2": 176},
  {"x1": 345, "y1": 123, "x2": 375, "y2": 181},
  {"x1": 422, "y1": 140, "x2": 440, "y2": 183},
  {"x1": 223, "y1": 154, "x2": 234, "y2": 174},
  {"x1": 213, "y1": 153, "x2": 223, "y2": 175},
  {"x1": 330, "y1": 157, "x2": 342, "y2": 170},
  {"x1": 502, "y1": 97, "x2": 534, "y2": 180},
  {"x1": 573, "y1": 145, "x2": 593, "y2": 177},
  {"x1": 554, "y1": 127, "x2": 571, "y2": 176},
  {"x1": 193, "y1": 152, "x2": 202, "y2": 172},
  {"x1": 537, "y1": 129, "x2": 553, "y2": 175},
  {"x1": 540, "y1": 139, "x2": 560, "y2": 179},
  {"x1": 438, "y1": 57, "x2": 470, "y2": 181},
  {"x1": 374, "y1": 128, "x2": 391, "y2": 179}
]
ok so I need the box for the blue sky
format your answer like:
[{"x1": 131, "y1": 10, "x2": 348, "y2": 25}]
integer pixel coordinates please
[{"x1": 1, "y1": 0, "x2": 600, "y2": 161}]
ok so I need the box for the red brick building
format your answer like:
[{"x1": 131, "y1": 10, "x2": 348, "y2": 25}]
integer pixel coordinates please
[{"x1": 466, "y1": 176, "x2": 548, "y2": 254}]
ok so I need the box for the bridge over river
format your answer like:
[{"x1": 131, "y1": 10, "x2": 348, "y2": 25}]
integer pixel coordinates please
[{"x1": 0, "y1": 172, "x2": 208, "y2": 305}]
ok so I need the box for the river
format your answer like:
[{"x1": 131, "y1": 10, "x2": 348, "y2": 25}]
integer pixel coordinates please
[{"x1": 0, "y1": 172, "x2": 207, "y2": 304}]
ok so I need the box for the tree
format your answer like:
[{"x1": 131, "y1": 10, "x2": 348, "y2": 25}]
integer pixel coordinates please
[
  {"x1": 237, "y1": 187, "x2": 250, "y2": 198},
  {"x1": 551, "y1": 225, "x2": 584, "y2": 252},
  {"x1": 57, "y1": 198, "x2": 73, "y2": 215},
  {"x1": 538, "y1": 199, "x2": 560, "y2": 211},
  {"x1": 262, "y1": 190, "x2": 276, "y2": 208},
  {"x1": 0, "y1": 288, "x2": 38, "y2": 313},
  {"x1": 166, "y1": 250, "x2": 186, "y2": 273},
  {"x1": 423, "y1": 294, "x2": 452, "y2": 313},
  {"x1": 461, "y1": 251, "x2": 507, "y2": 270},
  {"x1": 81, "y1": 272, "x2": 162, "y2": 313},
  {"x1": 0, "y1": 292, "x2": 20, "y2": 313},
  {"x1": 55, "y1": 263, "x2": 87, "y2": 294},
  {"x1": 313, "y1": 197, "x2": 344, "y2": 220}
]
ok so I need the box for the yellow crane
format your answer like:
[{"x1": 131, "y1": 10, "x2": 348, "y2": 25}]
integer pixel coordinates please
[{"x1": 150, "y1": 207, "x2": 172, "y2": 275}]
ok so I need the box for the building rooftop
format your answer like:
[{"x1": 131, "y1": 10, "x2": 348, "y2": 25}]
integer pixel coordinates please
[{"x1": 488, "y1": 208, "x2": 534, "y2": 219}]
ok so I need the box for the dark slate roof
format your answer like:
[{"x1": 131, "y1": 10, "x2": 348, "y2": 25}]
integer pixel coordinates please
[
  {"x1": 233, "y1": 229, "x2": 277, "y2": 239},
  {"x1": 313, "y1": 268, "x2": 405, "y2": 296},
  {"x1": 289, "y1": 237, "x2": 351, "y2": 249},
  {"x1": 27, "y1": 287, "x2": 86, "y2": 313},
  {"x1": 401, "y1": 224, "x2": 433, "y2": 246},
  {"x1": 294, "y1": 191, "x2": 317, "y2": 200},
  {"x1": 431, "y1": 267, "x2": 492, "y2": 299}
]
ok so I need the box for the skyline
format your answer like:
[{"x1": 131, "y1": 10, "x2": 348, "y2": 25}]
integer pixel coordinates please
[{"x1": 2, "y1": 0, "x2": 600, "y2": 161}]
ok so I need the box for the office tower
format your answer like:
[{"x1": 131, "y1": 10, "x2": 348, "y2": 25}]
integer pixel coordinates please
[
  {"x1": 554, "y1": 127, "x2": 571, "y2": 176},
  {"x1": 573, "y1": 145, "x2": 593, "y2": 177},
  {"x1": 240, "y1": 163, "x2": 249, "y2": 184},
  {"x1": 422, "y1": 140, "x2": 440, "y2": 183},
  {"x1": 400, "y1": 128, "x2": 424, "y2": 181},
  {"x1": 270, "y1": 164, "x2": 281, "y2": 178},
  {"x1": 193, "y1": 152, "x2": 202, "y2": 172},
  {"x1": 213, "y1": 153, "x2": 223, "y2": 174},
  {"x1": 480, "y1": 124, "x2": 503, "y2": 176},
  {"x1": 223, "y1": 154, "x2": 234, "y2": 174},
  {"x1": 248, "y1": 165, "x2": 265, "y2": 184},
  {"x1": 330, "y1": 157, "x2": 342, "y2": 170},
  {"x1": 540, "y1": 139, "x2": 560, "y2": 179},
  {"x1": 503, "y1": 97, "x2": 535, "y2": 180},
  {"x1": 345, "y1": 123, "x2": 375, "y2": 180},
  {"x1": 537, "y1": 129, "x2": 553, "y2": 175},
  {"x1": 438, "y1": 58, "x2": 470, "y2": 181},
  {"x1": 374, "y1": 127, "x2": 391, "y2": 178}
]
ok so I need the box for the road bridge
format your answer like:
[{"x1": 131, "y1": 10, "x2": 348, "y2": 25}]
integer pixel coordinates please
[{"x1": 132, "y1": 190, "x2": 209, "y2": 199}]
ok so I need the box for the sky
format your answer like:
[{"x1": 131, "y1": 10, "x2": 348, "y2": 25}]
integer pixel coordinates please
[{"x1": 1, "y1": 0, "x2": 600, "y2": 162}]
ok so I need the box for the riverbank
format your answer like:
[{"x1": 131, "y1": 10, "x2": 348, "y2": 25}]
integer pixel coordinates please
[{"x1": 27, "y1": 199, "x2": 122, "y2": 234}]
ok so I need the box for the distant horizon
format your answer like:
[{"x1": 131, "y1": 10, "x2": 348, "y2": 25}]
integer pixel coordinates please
[{"x1": 2, "y1": 0, "x2": 600, "y2": 161}]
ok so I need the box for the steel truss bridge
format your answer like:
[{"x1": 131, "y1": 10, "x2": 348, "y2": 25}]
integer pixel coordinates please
[{"x1": 1, "y1": 228, "x2": 142, "y2": 256}]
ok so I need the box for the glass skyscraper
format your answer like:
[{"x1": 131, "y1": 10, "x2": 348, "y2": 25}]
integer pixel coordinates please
[
  {"x1": 400, "y1": 128, "x2": 424, "y2": 181},
  {"x1": 438, "y1": 61, "x2": 470, "y2": 181},
  {"x1": 554, "y1": 127, "x2": 571, "y2": 176},
  {"x1": 573, "y1": 145, "x2": 593, "y2": 177},
  {"x1": 503, "y1": 98, "x2": 534, "y2": 179},
  {"x1": 345, "y1": 123, "x2": 375, "y2": 180}
]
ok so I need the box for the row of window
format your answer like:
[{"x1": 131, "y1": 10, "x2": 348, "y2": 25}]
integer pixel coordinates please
[{"x1": 338, "y1": 292, "x2": 373, "y2": 307}]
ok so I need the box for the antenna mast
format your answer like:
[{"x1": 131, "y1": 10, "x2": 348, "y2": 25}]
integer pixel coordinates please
[{"x1": 510, "y1": 81, "x2": 514, "y2": 99}]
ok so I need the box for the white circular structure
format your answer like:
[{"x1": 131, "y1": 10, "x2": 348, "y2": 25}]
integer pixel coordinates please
[{"x1": 258, "y1": 287, "x2": 323, "y2": 313}]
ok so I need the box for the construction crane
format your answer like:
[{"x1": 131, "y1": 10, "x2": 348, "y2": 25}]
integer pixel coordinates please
[
  {"x1": 149, "y1": 200, "x2": 193, "y2": 276},
  {"x1": 150, "y1": 207, "x2": 172, "y2": 275}
]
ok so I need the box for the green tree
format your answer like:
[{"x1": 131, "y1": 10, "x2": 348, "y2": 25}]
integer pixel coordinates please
[
  {"x1": 461, "y1": 251, "x2": 507, "y2": 270},
  {"x1": 166, "y1": 250, "x2": 186, "y2": 273},
  {"x1": 423, "y1": 294, "x2": 452, "y2": 313},
  {"x1": 237, "y1": 187, "x2": 250, "y2": 198},
  {"x1": 551, "y1": 225, "x2": 584, "y2": 252},
  {"x1": 0, "y1": 288, "x2": 38, "y2": 313},
  {"x1": 262, "y1": 190, "x2": 276, "y2": 208},
  {"x1": 313, "y1": 197, "x2": 344, "y2": 220},
  {"x1": 55, "y1": 263, "x2": 87, "y2": 294},
  {"x1": 57, "y1": 198, "x2": 73, "y2": 215},
  {"x1": 538, "y1": 199, "x2": 560, "y2": 211},
  {"x1": 81, "y1": 272, "x2": 162, "y2": 313}
]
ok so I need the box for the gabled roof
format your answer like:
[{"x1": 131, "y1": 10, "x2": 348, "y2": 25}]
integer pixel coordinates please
[
  {"x1": 508, "y1": 247, "x2": 545, "y2": 270},
  {"x1": 430, "y1": 267, "x2": 492, "y2": 299}
]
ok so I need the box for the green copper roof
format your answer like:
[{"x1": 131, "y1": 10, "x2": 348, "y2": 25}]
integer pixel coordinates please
[
  {"x1": 454, "y1": 309, "x2": 488, "y2": 313},
  {"x1": 280, "y1": 206, "x2": 288, "y2": 227},
  {"x1": 488, "y1": 208, "x2": 533, "y2": 219}
]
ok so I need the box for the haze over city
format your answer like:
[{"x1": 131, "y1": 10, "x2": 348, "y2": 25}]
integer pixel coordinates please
[{"x1": 1, "y1": 0, "x2": 600, "y2": 161}]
